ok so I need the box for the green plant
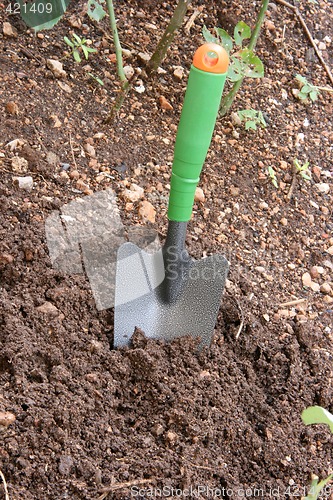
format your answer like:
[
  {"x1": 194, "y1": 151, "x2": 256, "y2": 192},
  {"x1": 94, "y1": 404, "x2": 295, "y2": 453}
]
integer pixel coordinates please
[
  {"x1": 295, "y1": 74, "x2": 320, "y2": 102},
  {"x1": 237, "y1": 109, "x2": 266, "y2": 131},
  {"x1": 64, "y1": 33, "x2": 97, "y2": 63},
  {"x1": 293, "y1": 159, "x2": 311, "y2": 181},
  {"x1": 267, "y1": 166, "x2": 278, "y2": 188},
  {"x1": 301, "y1": 406, "x2": 333, "y2": 500},
  {"x1": 202, "y1": 0, "x2": 269, "y2": 116},
  {"x1": 203, "y1": 22, "x2": 264, "y2": 84}
]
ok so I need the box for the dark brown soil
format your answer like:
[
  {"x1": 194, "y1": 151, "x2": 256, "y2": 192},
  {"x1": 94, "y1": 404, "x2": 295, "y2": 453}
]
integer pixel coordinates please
[{"x1": 0, "y1": 0, "x2": 333, "y2": 499}]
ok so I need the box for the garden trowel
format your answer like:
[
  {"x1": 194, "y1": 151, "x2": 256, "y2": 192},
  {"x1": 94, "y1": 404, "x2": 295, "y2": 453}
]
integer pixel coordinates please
[{"x1": 114, "y1": 43, "x2": 230, "y2": 348}]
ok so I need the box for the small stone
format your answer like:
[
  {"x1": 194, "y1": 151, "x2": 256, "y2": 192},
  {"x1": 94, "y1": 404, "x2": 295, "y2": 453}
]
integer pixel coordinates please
[
  {"x1": 138, "y1": 201, "x2": 156, "y2": 223},
  {"x1": 0, "y1": 253, "x2": 14, "y2": 264},
  {"x1": 315, "y1": 183, "x2": 330, "y2": 194},
  {"x1": 50, "y1": 114, "x2": 62, "y2": 128},
  {"x1": 151, "y1": 423, "x2": 164, "y2": 436},
  {"x1": 231, "y1": 112, "x2": 242, "y2": 126},
  {"x1": 58, "y1": 455, "x2": 74, "y2": 476},
  {"x1": 69, "y1": 170, "x2": 80, "y2": 180},
  {"x1": 159, "y1": 96, "x2": 173, "y2": 110},
  {"x1": 14, "y1": 176, "x2": 33, "y2": 191},
  {"x1": 265, "y1": 20, "x2": 276, "y2": 31},
  {"x1": 194, "y1": 187, "x2": 205, "y2": 203},
  {"x1": 86, "y1": 373, "x2": 99, "y2": 383},
  {"x1": 123, "y1": 185, "x2": 144, "y2": 203},
  {"x1": 123, "y1": 65, "x2": 134, "y2": 79},
  {"x1": 166, "y1": 431, "x2": 178, "y2": 443},
  {"x1": 255, "y1": 266, "x2": 266, "y2": 274},
  {"x1": 138, "y1": 52, "x2": 150, "y2": 63},
  {"x1": 310, "y1": 266, "x2": 320, "y2": 279},
  {"x1": 302, "y1": 272, "x2": 312, "y2": 288},
  {"x1": 76, "y1": 179, "x2": 92, "y2": 195},
  {"x1": 318, "y1": 41, "x2": 326, "y2": 51},
  {"x1": 46, "y1": 59, "x2": 67, "y2": 79},
  {"x1": 11, "y1": 156, "x2": 28, "y2": 173},
  {"x1": 230, "y1": 186, "x2": 240, "y2": 197},
  {"x1": 312, "y1": 166, "x2": 321, "y2": 181},
  {"x1": 57, "y1": 81, "x2": 72, "y2": 93},
  {"x1": 173, "y1": 66, "x2": 184, "y2": 80},
  {"x1": 327, "y1": 246, "x2": 333, "y2": 255},
  {"x1": 6, "y1": 101, "x2": 19, "y2": 115},
  {"x1": 84, "y1": 143, "x2": 96, "y2": 158},
  {"x1": 280, "y1": 217, "x2": 288, "y2": 226},
  {"x1": 46, "y1": 151, "x2": 59, "y2": 166},
  {"x1": 36, "y1": 301, "x2": 59, "y2": 317},
  {"x1": 259, "y1": 201, "x2": 269, "y2": 210},
  {"x1": 3, "y1": 22, "x2": 18, "y2": 38},
  {"x1": 0, "y1": 411, "x2": 16, "y2": 429},
  {"x1": 310, "y1": 282, "x2": 320, "y2": 292},
  {"x1": 320, "y1": 283, "x2": 332, "y2": 295},
  {"x1": 263, "y1": 314, "x2": 270, "y2": 322}
]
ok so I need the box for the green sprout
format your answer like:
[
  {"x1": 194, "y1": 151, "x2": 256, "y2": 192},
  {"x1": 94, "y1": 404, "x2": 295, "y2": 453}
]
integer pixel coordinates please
[
  {"x1": 295, "y1": 74, "x2": 320, "y2": 102},
  {"x1": 301, "y1": 406, "x2": 333, "y2": 500},
  {"x1": 293, "y1": 159, "x2": 311, "y2": 181},
  {"x1": 203, "y1": 21, "x2": 264, "y2": 83},
  {"x1": 64, "y1": 33, "x2": 97, "y2": 63},
  {"x1": 267, "y1": 166, "x2": 278, "y2": 188},
  {"x1": 237, "y1": 109, "x2": 267, "y2": 131}
]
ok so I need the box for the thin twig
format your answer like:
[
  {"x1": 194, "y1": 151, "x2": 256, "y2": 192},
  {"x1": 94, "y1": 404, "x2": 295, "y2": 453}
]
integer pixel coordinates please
[
  {"x1": 69, "y1": 132, "x2": 78, "y2": 170},
  {"x1": 99, "y1": 478, "x2": 156, "y2": 497},
  {"x1": 227, "y1": 296, "x2": 245, "y2": 340},
  {"x1": 275, "y1": 0, "x2": 333, "y2": 85},
  {"x1": 278, "y1": 298, "x2": 307, "y2": 307},
  {"x1": 0, "y1": 469, "x2": 9, "y2": 500},
  {"x1": 184, "y1": 6, "x2": 203, "y2": 33}
]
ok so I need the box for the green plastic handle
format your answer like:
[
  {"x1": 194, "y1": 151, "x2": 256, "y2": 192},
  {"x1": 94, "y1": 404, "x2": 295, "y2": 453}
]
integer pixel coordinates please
[{"x1": 167, "y1": 44, "x2": 229, "y2": 222}]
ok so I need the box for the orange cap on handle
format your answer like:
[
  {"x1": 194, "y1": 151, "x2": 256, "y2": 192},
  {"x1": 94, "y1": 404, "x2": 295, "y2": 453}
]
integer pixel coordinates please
[{"x1": 192, "y1": 43, "x2": 229, "y2": 74}]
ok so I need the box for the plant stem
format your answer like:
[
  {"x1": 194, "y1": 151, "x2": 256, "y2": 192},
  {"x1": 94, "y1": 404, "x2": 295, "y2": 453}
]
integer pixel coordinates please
[
  {"x1": 147, "y1": 0, "x2": 191, "y2": 74},
  {"x1": 105, "y1": 0, "x2": 127, "y2": 83},
  {"x1": 219, "y1": 0, "x2": 269, "y2": 116}
]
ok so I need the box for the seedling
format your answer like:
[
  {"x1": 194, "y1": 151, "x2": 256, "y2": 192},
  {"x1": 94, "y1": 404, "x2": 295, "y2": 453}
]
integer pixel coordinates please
[
  {"x1": 64, "y1": 33, "x2": 97, "y2": 63},
  {"x1": 301, "y1": 406, "x2": 333, "y2": 500},
  {"x1": 267, "y1": 166, "x2": 278, "y2": 188},
  {"x1": 237, "y1": 109, "x2": 266, "y2": 131},
  {"x1": 293, "y1": 159, "x2": 311, "y2": 181},
  {"x1": 203, "y1": 22, "x2": 264, "y2": 83},
  {"x1": 295, "y1": 75, "x2": 320, "y2": 102}
]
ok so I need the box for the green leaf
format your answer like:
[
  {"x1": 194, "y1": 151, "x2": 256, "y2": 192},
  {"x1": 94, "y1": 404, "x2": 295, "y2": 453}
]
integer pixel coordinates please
[
  {"x1": 234, "y1": 21, "x2": 251, "y2": 47},
  {"x1": 82, "y1": 45, "x2": 89, "y2": 59},
  {"x1": 73, "y1": 50, "x2": 81, "y2": 63},
  {"x1": 245, "y1": 121, "x2": 257, "y2": 130},
  {"x1": 296, "y1": 74, "x2": 307, "y2": 85},
  {"x1": 240, "y1": 49, "x2": 264, "y2": 78},
  {"x1": 87, "y1": 0, "x2": 106, "y2": 22},
  {"x1": 64, "y1": 36, "x2": 74, "y2": 48},
  {"x1": 73, "y1": 33, "x2": 82, "y2": 44},
  {"x1": 301, "y1": 406, "x2": 333, "y2": 433},
  {"x1": 298, "y1": 91, "x2": 308, "y2": 101},
  {"x1": 309, "y1": 90, "x2": 318, "y2": 101},
  {"x1": 305, "y1": 475, "x2": 333, "y2": 500},
  {"x1": 17, "y1": 0, "x2": 71, "y2": 31},
  {"x1": 215, "y1": 27, "x2": 233, "y2": 53},
  {"x1": 88, "y1": 72, "x2": 104, "y2": 85},
  {"x1": 86, "y1": 47, "x2": 97, "y2": 53},
  {"x1": 227, "y1": 57, "x2": 244, "y2": 81},
  {"x1": 202, "y1": 25, "x2": 219, "y2": 44}
]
